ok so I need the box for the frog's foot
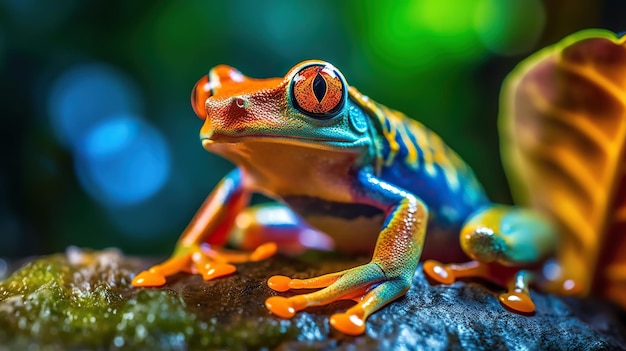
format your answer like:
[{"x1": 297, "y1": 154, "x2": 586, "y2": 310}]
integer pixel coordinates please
[
  {"x1": 424, "y1": 260, "x2": 537, "y2": 314},
  {"x1": 265, "y1": 263, "x2": 410, "y2": 335},
  {"x1": 498, "y1": 270, "x2": 535, "y2": 313},
  {"x1": 132, "y1": 242, "x2": 277, "y2": 287},
  {"x1": 423, "y1": 259, "x2": 491, "y2": 285}
]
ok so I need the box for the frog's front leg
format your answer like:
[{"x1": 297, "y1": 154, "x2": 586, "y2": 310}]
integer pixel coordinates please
[
  {"x1": 265, "y1": 169, "x2": 428, "y2": 335},
  {"x1": 132, "y1": 168, "x2": 277, "y2": 287},
  {"x1": 423, "y1": 205, "x2": 558, "y2": 313}
]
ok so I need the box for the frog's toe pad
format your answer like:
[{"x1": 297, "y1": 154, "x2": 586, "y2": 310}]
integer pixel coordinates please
[
  {"x1": 265, "y1": 296, "x2": 297, "y2": 318},
  {"x1": 132, "y1": 270, "x2": 166, "y2": 287},
  {"x1": 423, "y1": 260, "x2": 455, "y2": 285},
  {"x1": 267, "y1": 275, "x2": 292, "y2": 292},
  {"x1": 330, "y1": 311, "x2": 366, "y2": 335},
  {"x1": 499, "y1": 292, "x2": 535, "y2": 313},
  {"x1": 196, "y1": 262, "x2": 236, "y2": 281}
]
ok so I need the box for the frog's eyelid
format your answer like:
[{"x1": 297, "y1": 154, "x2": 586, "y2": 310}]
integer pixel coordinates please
[{"x1": 284, "y1": 60, "x2": 337, "y2": 80}]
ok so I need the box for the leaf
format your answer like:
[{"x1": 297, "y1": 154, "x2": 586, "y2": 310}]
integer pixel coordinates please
[{"x1": 499, "y1": 29, "x2": 626, "y2": 307}]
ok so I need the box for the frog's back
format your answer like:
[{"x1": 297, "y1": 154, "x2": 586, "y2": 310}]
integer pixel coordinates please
[{"x1": 350, "y1": 87, "x2": 490, "y2": 231}]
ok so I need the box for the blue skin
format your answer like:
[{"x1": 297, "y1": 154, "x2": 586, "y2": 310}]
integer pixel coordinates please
[{"x1": 376, "y1": 122, "x2": 490, "y2": 230}]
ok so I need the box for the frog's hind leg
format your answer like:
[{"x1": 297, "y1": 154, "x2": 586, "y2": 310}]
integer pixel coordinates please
[
  {"x1": 459, "y1": 205, "x2": 557, "y2": 266},
  {"x1": 230, "y1": 203, "x2": 334, "y2": 255},
  {"x1": 423, "y1": 205, "x2": 557, "y2": 313}
]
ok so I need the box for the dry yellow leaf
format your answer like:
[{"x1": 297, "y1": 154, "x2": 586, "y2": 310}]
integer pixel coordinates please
[{"x1": 500, "y1": 29, "x2": 626, "y2": 308}]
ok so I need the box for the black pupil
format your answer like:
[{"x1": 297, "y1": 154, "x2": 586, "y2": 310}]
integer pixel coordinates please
[{"x1": 312, "y1": 73, "x2": 327, "y2": 103}]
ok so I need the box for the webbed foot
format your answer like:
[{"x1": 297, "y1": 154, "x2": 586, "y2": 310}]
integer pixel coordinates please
[
  {"x1": 132, "y1": 242, "x2": 277, "y2": 287},
  {"x1": 265, "y1": 263, "x2": 410, "y2": 335}
]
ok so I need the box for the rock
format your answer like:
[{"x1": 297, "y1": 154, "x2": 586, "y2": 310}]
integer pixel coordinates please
[{"x1": 0, "y1": 248, "x2": 624, "y2": 350}]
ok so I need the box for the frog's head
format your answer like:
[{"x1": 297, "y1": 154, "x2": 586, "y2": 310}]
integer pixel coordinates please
[{"x1": 191, "y1": 60, "x2": 372, "y2": 155}]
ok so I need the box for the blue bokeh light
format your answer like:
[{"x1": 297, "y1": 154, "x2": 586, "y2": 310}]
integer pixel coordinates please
[
  {"x1": 48, "y1": 62, "x2": 172, "y2": 208},
  {"x1": 75, "y1": 114, "x2": 171, "y2": 207},
  {"x1": 48, "y1": 63, "x2": 141, "y2": 149}
]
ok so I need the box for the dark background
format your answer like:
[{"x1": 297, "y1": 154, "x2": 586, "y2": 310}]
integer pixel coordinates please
[{"x1": 0, "y1": 0, "x2": 624, "y2": 259}]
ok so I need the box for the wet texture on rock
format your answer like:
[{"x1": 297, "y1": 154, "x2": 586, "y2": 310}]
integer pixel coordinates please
[{"x1": 0, "y1": 248, "x2": 625, "y2": 350}]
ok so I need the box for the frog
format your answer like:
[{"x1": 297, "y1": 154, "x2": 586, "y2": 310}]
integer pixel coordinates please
[{"x1": 132, "y1": 60, "x2": 574, "y2": 335}]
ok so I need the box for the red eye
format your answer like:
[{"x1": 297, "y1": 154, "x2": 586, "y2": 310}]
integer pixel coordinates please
[
  {"x1": 191, "y1": 75, "x2": 212, "y2": 119},
  {"x1": 290, "y1": 64, "x2": 345, "y2": 119}
]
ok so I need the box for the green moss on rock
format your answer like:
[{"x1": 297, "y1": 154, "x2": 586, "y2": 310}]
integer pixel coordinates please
[{"x1": 0, "y1": 248, "x2": 300, "y2": 350}]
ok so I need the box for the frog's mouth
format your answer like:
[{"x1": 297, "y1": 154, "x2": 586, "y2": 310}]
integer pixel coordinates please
[{"x1": 201, "y1": 133, "x2": 365, "y2": 151}]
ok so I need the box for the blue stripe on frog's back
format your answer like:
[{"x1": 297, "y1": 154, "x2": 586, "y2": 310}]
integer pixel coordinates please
[{"x1": 371, "y1": 104, "x2": 490, "y2": 229}]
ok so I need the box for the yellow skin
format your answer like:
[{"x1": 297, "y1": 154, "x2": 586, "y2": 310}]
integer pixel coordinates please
[{"x1": 132, "y1": 60, "x2": 567, "y2": 335}]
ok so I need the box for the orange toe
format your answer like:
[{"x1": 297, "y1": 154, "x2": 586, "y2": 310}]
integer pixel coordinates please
[
  {"x1": 423, "y1": 260, "x2": 455, "y2": 285},
  {"x1": 265, "y1": 296, "x2": 297, "y2": 318},
  {"x1": 330, "y1": 311, "x2": 366, "y2": 335},
  {"x1": 499, "y1": 292, "x2": 535, "y2": 313},
  {"x1": 250, "y1": 242, "x2": 278, "y2": 261},
  {"x1": 267, "y1": 275, "x2": 292, "y2": 292},
  {"x1": 197, "y1": 262, "x2": 236, "y2": 280},
  {"x1": 132, "y1": 270, "x2": 166, "y2": 287}
]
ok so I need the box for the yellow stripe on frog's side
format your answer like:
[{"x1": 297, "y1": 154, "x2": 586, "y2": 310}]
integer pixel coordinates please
[
  {"x1": 383, "y1": 105, "x2": 419, "y2": 167},
  {"x1": 349, "y1": 87, "x2": 464, "y2": 192},
  {"x1": 423, "y1": 124, "x2": 464, "y2": 191}
]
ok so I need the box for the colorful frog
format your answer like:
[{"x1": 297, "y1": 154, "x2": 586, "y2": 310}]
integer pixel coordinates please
[{"x1": 132, "y1": 59, "x2": 573, "y2": 335}]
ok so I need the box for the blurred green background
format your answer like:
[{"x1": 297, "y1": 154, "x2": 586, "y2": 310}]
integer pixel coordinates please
[{"x1": 0, "y1": 0, "x2": 623, "y2": 258}]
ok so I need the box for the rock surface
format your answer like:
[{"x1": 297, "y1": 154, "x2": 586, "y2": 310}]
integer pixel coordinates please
[{"x1": 0, "y1": 248, "x2": 625, "y2": 350}]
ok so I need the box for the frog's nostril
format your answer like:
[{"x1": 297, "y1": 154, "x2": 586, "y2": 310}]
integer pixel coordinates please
[{"x1": 235, "y1": 97, "x2": 246, "y2": 108}]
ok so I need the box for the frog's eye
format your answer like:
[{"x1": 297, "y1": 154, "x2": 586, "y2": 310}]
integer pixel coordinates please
[
  {"x1": 290, "y1": 64, "x2": 345, "y2": 119},
  {"x1": 191, "y1": 75, "x2": 212, "y2": 119}
]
